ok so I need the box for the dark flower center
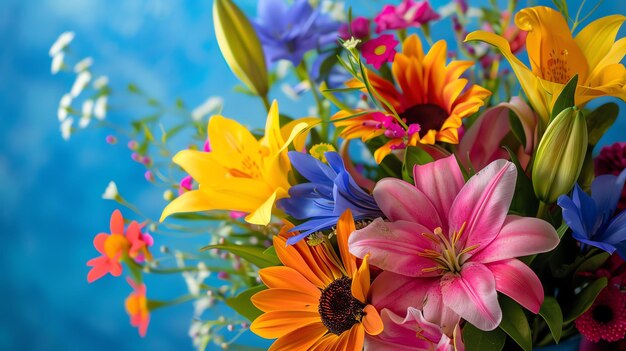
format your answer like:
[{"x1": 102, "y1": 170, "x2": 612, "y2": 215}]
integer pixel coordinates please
[
  {"x1": 399, "y1": 103, "x2": 449, "y2": 137},
  {"x1": 318, "y1": 276, "x2": 366, "y2": 335},
  {"x1": 592, "y1": 305, "x2": 614, "y2": 324}
]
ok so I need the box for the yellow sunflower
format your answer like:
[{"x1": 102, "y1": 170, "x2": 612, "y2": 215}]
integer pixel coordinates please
[
  {"x1": 333, "y1": 34, "x2": 491, "y2": 163},
  {"x1": 250, "y1": 209, "x2": 383, "y2": 351}
]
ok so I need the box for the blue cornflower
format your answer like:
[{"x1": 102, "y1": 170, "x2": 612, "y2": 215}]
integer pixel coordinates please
[
  {"x1": 253, "y1": 0, "x2": 340, "y2": 66},
  {"x1": 278, "y1": 151, "x2": 382, "y2": 245},
  {"x1": 558, "y1": 169, "x2": 626, "y2": 258}
]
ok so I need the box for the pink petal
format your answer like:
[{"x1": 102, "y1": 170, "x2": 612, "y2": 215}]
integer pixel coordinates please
[
  {"x1": 470, "y1": 215, "x2": 560, "y2": 263},
  {"x1": 422, "y1": 283, "x2": 462, "y2": 336},
  {"x1": 373, "y1": 178, "x2": 442, "y2": 229},
  {"x1": 110, "y1": 209, "x2": 125, "y2": 235},
  {"x1": 367, "y1": 308, "x2": 443, "y2": 350},
  {"x1": 486, "y1": 259, "x2": 544, "y2": 314},
  {"x1": 413, "y1": 155, "x2": 465, "y2": 231},
  {"x1": 441, "y1": 262, "x2": 501, "y2": 331},
  {"x1": 448, "y1": 160, "x2": 517, "y2": 250},
  {"x1": 93, "y1": 233, "x2": 109, "y2": 254},
  {"x1": 369, "y1": 271, "x2": 437, "y2": 314},
  {"x1": 349, "y1": 218, "x2": 440, "y2": 277}
]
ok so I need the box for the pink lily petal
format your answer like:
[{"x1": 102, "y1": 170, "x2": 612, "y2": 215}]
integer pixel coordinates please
[
  {"x1": 441, "y1": 262, "x2": 501, "y2": 331},
  {"x1": 365, "y1": 308, "x2": 444, "y2": 351},
  {"x1": 370, "y1": 271, "x2": 437, "y2": 314},
  {"x1": 470, "y1": 215, "x2": 560, "y2": 263},
  {"x1": 373, "y1": 178, "x2": 443, "y2": 229},
  {"x1": 413, "y1": 155, "x2": 465, "y2": 231},
  {"x1": 448, "y1": 159, "x2": 517, "y2": 250},
  {"x1": 422, "y1": 283, "x2": 462, "y2": 336},
  {"x1": 486, "y1": 259, "x2": 544, "y2": 314},
  {"x1": 349, "y1": 218, "x2": 440, "y2": 277}
]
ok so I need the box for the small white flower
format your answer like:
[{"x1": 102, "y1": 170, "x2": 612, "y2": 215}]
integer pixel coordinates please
[
  {"x1": 73, "y1": 57, "x2": 93, "y2": 73},
  {"x1": 321, "y1": 1, "x2": 346, "y2": 22},
  {"x1": 60, "y1": 117, "x2": 73, "y2": 140},
  {"x1": 275, "y1": 60, "x2": 291, "y2": 80},
  {"x1": 191, "y1": 96, "x2": 223, "y2": 121},
  {"x1": 93, "y1": 76, "x2": 109, "y2": 90},
  {"x1": 49, "y1": 31, "x2": 75, "y2": 57},
  {"x1": 57, "y1": 94, "x2": 72, "y2": 121},
  {"x1": 342, "y1": 37, "x2": 361, "y2": 50},
  {"x1": 78, "y1": 99, "x2": 93, "y2": 128},
  {"x1": 102, "y1": 181, "x2": 119, "y2": 200},
  {"x1": 70, "y1": 71, "x2": 92, "y2": 98},
  {"x1": 94, "y1": 96, "x2": 107, "y2": 120},
  {"x1": 51, "y1": 52, "x2": 64, "y2": 74},
  {"x1": 467, "y1": 7, "x2": 483, "y2": 18}
]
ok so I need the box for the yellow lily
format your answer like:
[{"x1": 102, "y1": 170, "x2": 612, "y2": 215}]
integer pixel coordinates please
[
  {"x1": 160, "y1": 101, "x2": 317, "y2": 225},
  {"x1": 466, "y1": 6, "x2": 626, "y2": 124}
]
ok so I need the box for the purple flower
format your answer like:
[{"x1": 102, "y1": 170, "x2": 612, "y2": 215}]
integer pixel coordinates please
[
  {"x1": 558, "y1": 169, "x2": 626, "y2": 259},
  {"x1": 253, "y1": 0, "x2": 340, "y2": 66}
]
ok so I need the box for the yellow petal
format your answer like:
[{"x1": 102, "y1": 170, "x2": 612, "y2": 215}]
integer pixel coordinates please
[
  {"x1": 362, "y1": 305, "x2": 384, "y2": 336},
  {"x1": 172, "y1": 150, "x2": 227, "y2": 185},
  {"x1": 264, "y1": 100, "x2": 285, "y2": 155},
  {"x1": 281, "y1": 117, "x2": 321, "y2": 152},
  {"x1": 207, "y1": 115, "x2": 262, "y2": 174},
  {"x1": 250, "y1": 311, "x2": 321, "y2": 339},
  {"x1": 465, "y1": 30, "x2": 551, "y2": 123},
  {"x1": 574, "y1": 14, "x2": 625, "y2": 76},
  {"x1": 245, "y1": 189, "x2": 280, "y2": 225},
  {"x1": 591, "y1": 37, "x2": 626, "y2": 82},
  {"x1": 268, "y1": 322, "x2": 328, "y2": 351},
  {"x1": 351, "y1": 253, "x2": 370, "y2": 304},
  {"x1": 336, "y1": 209, "x2": 357, "y2": 277},
  {"x1": 160, "y1": 190, "x2": 212, "y2": 222},
  {"x1": 251, "y1": 288, "x2": 319, "y2": 313}
]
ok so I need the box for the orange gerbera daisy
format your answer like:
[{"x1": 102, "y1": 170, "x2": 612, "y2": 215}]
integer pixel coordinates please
[
  {"x1": 250, "y1": 209, "x2": 383, "y2": 351},
  {"x1": 333, "y1": 34, "x2": 491, "y2": 163}
]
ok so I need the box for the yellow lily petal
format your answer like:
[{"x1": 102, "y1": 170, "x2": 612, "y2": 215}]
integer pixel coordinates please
[
  {"x1": 574, "y1": 15, "x2": 625, "y2": 75},
  {"x1": 465, "y1": 30, "x2": 551, "y2": 122},
  {"x1": 159, "y1": 190, "x2": 212, "y2": 222},
  {"x1": 263, "y1": 100, "x2": 285, "y2": 155},
  {"x1": 591, "y1": 37, "x2": 626, "y2": 82},
  {"x1": 207, "y1": 115, "x2": 262, "y2": 176},
  {"x1": 172, "y1": 149, "x2": 227, "y2": 185},
  {"x1": 281, "y1": 117, "x2": 321, "y2": 152},
  {"x1": 245, "y1": 189, "x2": 281, "y2": 225}
]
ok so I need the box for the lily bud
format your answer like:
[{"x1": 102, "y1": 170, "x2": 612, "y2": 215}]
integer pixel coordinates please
[
  {"x1": 532, "y1": 107, "x2": 588, "y2": 203},
  {"x1": 213, "y1": 0, "x2": 268, "y2": 97}
]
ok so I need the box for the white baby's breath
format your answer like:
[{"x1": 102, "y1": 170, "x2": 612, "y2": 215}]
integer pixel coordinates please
[
  {"x1": 57, "y1": 94, "x2": 72, "y2": 121},
  {"x1": 51, "y1": 52, "x2": 65, "y2": 74},
  {"x1": 94, "y1": 96, "x2": 107, "y2": 120},
  {"x1": 73, "y1": 57, "x2": 93, "y2": 73},
  {"x1": 70, "y1": 71, "x2": 92, "y2": 97},
  {"x1": 275, "y1": 60, "x2": 291, "y2": 80},
  {"x1": 102, "y1": 181, "x2": 119, "y2": 200},
  {"x1": 79, "y1": 99, "x2": 94, "y2": 128},
  {"x1": 321, "y1": 1, "x2": 346, "y2": 22},
  {"x1": 93, "y1": 76, "x2": 109, "y2": 90},
  {"x1": 60, "y1": 117, "x2": 73, "y2": 140},
  {"x1": 49, "y1": 31, "x2": 75, "y2": 57},
  {"x1": 191, "y1": 96, "x2": 223, "y2": 121}
]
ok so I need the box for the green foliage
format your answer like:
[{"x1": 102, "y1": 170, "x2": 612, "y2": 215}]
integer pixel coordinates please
[
  {"x1": 463, "y1": 323, "x2": 506, "y2": 351},
  {"x1": 201, "y1": 243, "x2": 280, "y2": 268},
  {"x1": 539, "y1": 297, "x2": 563, "y2": 343},
  {"x1": 504, "y1": 146, "x2": 538, "y2": 216},
  {"x1": 225, "y1": 285, "x2": 266, "y2": 321},
  {"x1": 402, "y1": 146, "x2": 434, "y2": 182},
  {"x1": 563, "y1": 277, "x2": 608, "y2": 323},
  {"x1": 550, "y1": 75, "x2": 578, "y2": 123},
  {"x1": 499, "y1": 296, "x2": 532, "y2": 351},
  {"x1": 586, "y1": 102, "x2": 619, "y2": 146}
]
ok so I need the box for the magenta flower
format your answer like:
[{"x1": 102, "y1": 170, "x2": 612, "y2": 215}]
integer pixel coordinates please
[
  {"x1": 374, "y1": 0, "x2": 440, "y2": 34},
  {"x1": 362, "y1": 34, "x2": 399, "y2": 69},
  {"x1": 349, "y1": 155, "x2": 560, "y2": 330},
  {"x1": 339, "y1": 16, "x2": 371, "y2": 40}
]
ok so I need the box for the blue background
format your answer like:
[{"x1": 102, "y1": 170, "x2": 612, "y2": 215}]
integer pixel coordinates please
[{"x1": 1, "y1": 0, "x2": 624, "y2": 350}]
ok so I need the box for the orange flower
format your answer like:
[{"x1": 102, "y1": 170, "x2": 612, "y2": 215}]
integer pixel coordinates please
[
  {"x1": 87, "y1": 210, "x2": 153, "y2": 283},
  {"x1": 250, "y1": 209, "x2": 383, "y2": 351},
  {"x1": 125, "y1": 277, "x2": 150, "y2": 337},
  {"x1": 334, "y1": 34, "x2": 491, "y2": 163}
]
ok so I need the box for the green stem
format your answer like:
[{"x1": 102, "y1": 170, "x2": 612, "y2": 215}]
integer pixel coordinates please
[
  {"x1": 260, "y1": 94, "x2": 271, "y2": 113},
  {"x1": 537, "y1": 201, "x2": 549, "y2": 220}
]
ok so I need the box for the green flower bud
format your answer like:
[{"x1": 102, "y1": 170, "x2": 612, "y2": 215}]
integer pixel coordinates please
[
  {"x1": 532, "y1": 106, "x2": 588, "y2": 203},
  {"x1": 213, "y1": 0, "x2": 268, "y2": 97}
]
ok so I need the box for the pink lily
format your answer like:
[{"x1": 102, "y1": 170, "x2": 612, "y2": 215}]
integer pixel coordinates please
[{"x1": 349, "y1": 155, "x2": 559, "y2": 330}]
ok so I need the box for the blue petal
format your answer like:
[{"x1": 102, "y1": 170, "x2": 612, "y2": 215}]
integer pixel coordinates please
[
  {"x1": 572, "y1": 184, "x2": 600, "y2": 234},
  {"x1": 598, "y1": 209, "x2": 626, "y2": 245},
  {"x1": 557, "y1": 194, "x2": 589, "y2": 239},
  {"x1": 574, "y1": 236, "x2": 617, "y2": 255},
  {"x1": 288, "y1": 151, "x2": 335, "y2": 184},
  {"x1": 285, "y1": 217, "x2": 340, "y2": 245},
  {"x1": 256, "y1": 0, "x2": 288, "y2": 29},
  {"x1": 592, "y1": 171, "x2": 626, "y2": 223}
]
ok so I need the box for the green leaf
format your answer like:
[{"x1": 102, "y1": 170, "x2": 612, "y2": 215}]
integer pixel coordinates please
[
  {"x1": 586, "y1": 102, "x2": 619, "y2": 146},
  {"x1": 201, "y1": 244, "x2": 280, "y2": 268},
  {"x1": 402, "y1": 146, "x2": 434, "y2": 182},
  {"x1": 225, "y1": 285, "x2": 266, "y2": 321},
  {"x1": 504, "y1": 146, "x2": 538, "y2": 216},
  {"x1": 575, "y1": 251, "x2": 611, "y2": 275},
  {"x1": 127, "y1": 83, "x2": 141, "y2": 93},
  {"x1": 557, "y1": 222, "x2": 569, "y2": 239},
  {"x1": 550, "y1": 75, "x2": 578, "y2": 122},
  {"x1": 463, "y1": 323, "x2": 506, "y2": 351},
  {"x1": 563, "y1": 277, "x2": 608, "y2": 323},
  {"x1": 263, "y1": 246, "x2": 278, "y2": 259},
  {"x1": 508, "y1": 110, "x2": 527, "y2": 148},
  {"x1": 539, "y1": 297, "x2": 563, "y2": 343},
  {"x1": 499, "y1": 296, "x2": 532, "y2": 351}
]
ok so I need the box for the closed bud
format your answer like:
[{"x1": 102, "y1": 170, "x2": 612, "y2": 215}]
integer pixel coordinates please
[
  {"x1": 532, "y1": 107, "x2": 588, "y2": 203},
  {"x1": 213, "y1": 0, "x2": 268, "y2": 97}
]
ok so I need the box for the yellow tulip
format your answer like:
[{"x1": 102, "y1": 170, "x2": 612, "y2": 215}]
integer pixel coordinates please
[
  {"x1": 213, "y1": 0, "x2": 269, "y2": 97},
  {"x1": 466, "y1": 6, "x2": 626, "y2": 124},
  {"x1": 160, "y1": 101, "x2": 317, "y2": 225}
]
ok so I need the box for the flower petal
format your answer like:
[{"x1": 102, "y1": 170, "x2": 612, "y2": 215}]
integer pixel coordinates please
[
  {"x1": 351, "y1": 253, "x2": 371, "y2": 303},
  {"x1": 373, "y1": 178, "x2": 442, "y2": 230},
  {"x1": 110, "y1": 209, "x2": 124, "y2": 235},
  {"x1": 369, "y1": 271, "x2": 437, "y2": 315},
  {"x1": 252, "y1": 288, "x2": 320, "y2": 313},
  {"x1": 362, "y1": 304, "x2": 384, "y2": 335},
  {"x1": 575, "y1": 15, "x2": 625, "y2": 74},
  {"x1": 485, "y1": 259, "x2": 544, "y2": 313},
  {"x1": 250, "y1": 311, "x2": 321, "y2": 339},
  {"x1": 337, "y1": 209, "x2": 358, "y2": 277},
  {"x1": 267, "y1": 322, "x2": 328, "y2": 351},
  {"x1": 245, "y1": 189, "x2": 279, "y2": 225},
  {"x1": 448, "y1": 159, "x2": 517, "y2": 250},
  {"x1": 259, "y1": 266, "x2": 321, "y2": 296},
  {"x1": 470, "y1": 215, "x2": 559, "y2": 263},
  {"x1": 349, "y1": 218, "x2": 439, "y2": 277},
  {"x1": 441, "y1": 262, "x2": 501, "y2": 331},
  {"x1": 412, "y1": 155, "x2": 465, "y2": 228},
  {"x1": 159, "y1": 190, "x2": 213, "y2": 222}
]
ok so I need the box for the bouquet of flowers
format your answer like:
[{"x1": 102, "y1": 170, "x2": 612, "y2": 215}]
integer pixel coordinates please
[{"x1": 51, "y1": 0, "x2": 626, "y2": 350}]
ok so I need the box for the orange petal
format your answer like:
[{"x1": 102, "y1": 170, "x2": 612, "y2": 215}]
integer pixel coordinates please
[
  {"x1": 345, "y1": 324, "x2": 365, "y2": 351},
  {"x1": 273, "y1": 234, "x2": 336, "y2": 289},
  {"x1": 93, "y1": 233, "x2": 109, "y2": 253},
  {"x1": 268, "y1": 322, "x2": 328, "y2": 351},
  {"x1": 252, "y1": 288, "x2": 320, "y2": 313},
  {"x1": 351, "y1": 254, "x2": 371, "y2": 303},
  {"x1": 362, "y1": 305, "x2": 384, "y2": 336},
  {"x1": 336, "y1": 209, "x2": 357, "y2": 277},
  {"x1": 259, "y1": 266, "x2": 321, "y2": 296},
  {"x1": 250, "y1": 310, "x2": 320, "y2": 339},
  {"x1": 110, "y1": 209, "x2": 124, "y2": 235},
  {"x1": 311, "y1": 333, "x2": 341, "y2": 351}
]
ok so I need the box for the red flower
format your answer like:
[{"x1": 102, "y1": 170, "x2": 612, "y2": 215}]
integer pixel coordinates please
[
  {"x1": 575, "y1": 286, "x2": 626, "y2": 342},
  {"x1": 125, "y1": 278, "x2": 150, "y2": 337}
]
